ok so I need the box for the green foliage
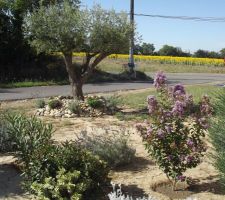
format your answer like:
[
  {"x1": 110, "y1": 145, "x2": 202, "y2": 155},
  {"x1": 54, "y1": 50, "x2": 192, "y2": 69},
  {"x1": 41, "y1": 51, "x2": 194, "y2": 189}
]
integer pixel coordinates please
[
  {"x1": 77, "y1": 129, "x2": 136, "y2": 168},
  {"x1": 25, "y1": 1, "x2": 132, "y2": 99},
  {"x1": 24, "y1": 1, "x2": 86, "y2": 54},
  {"x1": 134, "y1": 43, "x2": 155, "y2": 55},
  {"x1": 2, "y1": 113, "x2": 53, "y2": 187},
  {"x1": 209, "y1": 88, "x2": 225, "y2": 188},
  {"x1": 68, "y1": 100, "x2": 81, "y2": 115},
  {"x1": 136, "y1": 72, "x2": 213, "y2": 190},
  {"x1": 36, "y1": 99, "x2": 46, "y2": 108},
  {"x1": 1, "y1": 112, "x2": 109, "y2": 197},
  {"x1": 220, "y1": 48, "x2": 225, "y2": 58},
  {"x1": 31, "y1": 168, "x2": 89, "y2": 200},
  {"x1": 158, "y1": 45, "x2": 190, "y2": 57},
  {"x1": 48, "y1": 99, "x2": 62, "y2": 109},
  {"x1": 105, "y1": 95, "x2": 121, "y2": 114},
  {"x1": 87, "y1": 96, "x2": 105, "y2": 109}
]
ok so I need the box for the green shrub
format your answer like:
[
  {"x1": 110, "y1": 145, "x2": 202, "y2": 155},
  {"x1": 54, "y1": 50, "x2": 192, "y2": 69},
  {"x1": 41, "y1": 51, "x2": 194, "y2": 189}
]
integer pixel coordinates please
[
  {"x1": 68, "y1": 100, "x2": 81, "y2": 115},
  {"x1": 31, "y1": 168, "x2": 90, "y2": 200},
  {"x1": 29, "y1": 142, "x2": 109, "y2": 199},
  {"x1": 209, "y1": 89, "x2": 225, "y2": 188},
  {"x1": 105, "y1": 95, "x2": 121, "y2": 114},
  {"x1": 136, "y1": 72, "x2": 212, "y2": 190},
  {"x1": 35, "y1": 99, "x2": 46, "y2": 108},
  {"x1": 3, "y1": 113, "x2": 54, "y2": 188},
  {"x1": 1, "y1": 113, "x2": 109, "y2": 198},
  {"x1": 77, "y1": 129, "x2": 136, "y2": 168},
  {"x1": 48, "y1": 99, "x2": 62, "y2": 109},
  {"x1": 87, "y1": 96, "x2": 105, "y2": 109}
]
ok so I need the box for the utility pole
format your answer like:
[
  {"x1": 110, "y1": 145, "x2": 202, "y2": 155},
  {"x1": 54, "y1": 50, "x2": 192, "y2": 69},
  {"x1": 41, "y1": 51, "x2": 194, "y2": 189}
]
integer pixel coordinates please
[{"x1": 128, "y1": 0, "x2": 135, "y2": 73}]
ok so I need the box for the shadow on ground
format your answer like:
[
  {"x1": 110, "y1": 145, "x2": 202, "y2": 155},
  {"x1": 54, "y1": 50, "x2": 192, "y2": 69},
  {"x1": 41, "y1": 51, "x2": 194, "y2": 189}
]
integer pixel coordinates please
[
  {"x1": 189, "y1": 175, "x2": 225, "y2": 195},
  {"x1": 114, "y1": 156, "x2": 155, "y2": 172},
  {"x1": 0, "y1": 164, "x2": 24, "y2": 198}
]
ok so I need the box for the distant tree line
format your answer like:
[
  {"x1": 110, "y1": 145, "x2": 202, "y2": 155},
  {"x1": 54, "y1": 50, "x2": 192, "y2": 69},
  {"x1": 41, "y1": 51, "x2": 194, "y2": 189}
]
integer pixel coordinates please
[
  {"x1": 0, "y1": 0, "x2": 80, "y2": 82},
  {"x1": 133, "y1": 43, "x2": 225, "y2": 59},
  {"x1": 0, "y1": 0, "x2": 225, "y2": 83}
]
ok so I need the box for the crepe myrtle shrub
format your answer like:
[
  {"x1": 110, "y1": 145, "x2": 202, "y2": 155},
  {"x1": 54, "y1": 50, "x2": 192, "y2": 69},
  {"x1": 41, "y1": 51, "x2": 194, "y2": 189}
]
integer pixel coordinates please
[
  {"x1": 24, "y1": 1, "x2": 132, "y2": 100},
  {"x1": 136, "y1": 71, "x2": 213, "y2": 190}
]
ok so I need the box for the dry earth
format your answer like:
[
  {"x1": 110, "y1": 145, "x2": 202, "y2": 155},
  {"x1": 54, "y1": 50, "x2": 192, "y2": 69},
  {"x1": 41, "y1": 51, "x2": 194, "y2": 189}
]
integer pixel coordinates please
[{"x1": 0, "y1": 99, "x2": 224, "y2": 200}]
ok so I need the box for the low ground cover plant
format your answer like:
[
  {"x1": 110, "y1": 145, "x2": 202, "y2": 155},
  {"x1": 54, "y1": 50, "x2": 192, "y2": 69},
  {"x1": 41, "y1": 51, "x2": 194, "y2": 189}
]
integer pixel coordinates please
[
  {"x1": 35, "y1": 99, "x2": 46, "y2": 108},
  {"x1": 87, "y1": 96, "x2": 106, "y2": 109},
  {"x1": 48, "y1": 99, "x2": 63, "y2": 109},
  {"x1": 209, "y1": 89, "x2": 225, "y2": 188},
  {"x1": 68, "y1": 100, "x2": 81, "y2": 116},
  {"x1": 36, "y1": 95, "x2": 121, "y2": 118},
  {"x1": 136, "y1": 72, "x2": 213, "y2": 190},
  {"x1": 76, "y1": 128, "x2": 136, "y2": 168}
]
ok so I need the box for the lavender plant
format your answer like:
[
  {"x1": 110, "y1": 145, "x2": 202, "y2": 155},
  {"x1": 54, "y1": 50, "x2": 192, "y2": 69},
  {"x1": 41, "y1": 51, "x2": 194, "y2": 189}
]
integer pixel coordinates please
[{"x1": 136, "y1": 71, "x2": 213, "y2": 190}]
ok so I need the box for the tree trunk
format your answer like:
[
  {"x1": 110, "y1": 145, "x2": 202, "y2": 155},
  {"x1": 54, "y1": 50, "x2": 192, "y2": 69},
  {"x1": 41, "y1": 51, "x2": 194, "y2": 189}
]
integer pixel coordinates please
[
  {"x1": 74, "y1": 79, "x2": 84, "y2": 101},
  {"x1": 63, "y1": 52, "x2": 84, "y2": 101}
]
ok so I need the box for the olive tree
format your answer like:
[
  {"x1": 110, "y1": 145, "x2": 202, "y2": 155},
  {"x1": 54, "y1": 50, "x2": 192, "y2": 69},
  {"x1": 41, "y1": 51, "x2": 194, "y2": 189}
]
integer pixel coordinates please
[{"x1": 24, "y1": 1, "x2": 132, "y2": 100}]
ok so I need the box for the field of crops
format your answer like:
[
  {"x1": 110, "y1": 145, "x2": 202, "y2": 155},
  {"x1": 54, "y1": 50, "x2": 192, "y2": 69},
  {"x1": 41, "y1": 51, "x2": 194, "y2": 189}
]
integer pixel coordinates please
[{"x1": 73, "y1": 53, "x2": 224, "y2": 67}]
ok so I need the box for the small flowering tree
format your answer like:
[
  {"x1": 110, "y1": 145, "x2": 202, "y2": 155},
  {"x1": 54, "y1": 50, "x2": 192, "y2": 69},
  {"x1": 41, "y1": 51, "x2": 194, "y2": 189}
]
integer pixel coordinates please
[{"x1": 136, "y1": 72, "x2": 213, "y2": 190}]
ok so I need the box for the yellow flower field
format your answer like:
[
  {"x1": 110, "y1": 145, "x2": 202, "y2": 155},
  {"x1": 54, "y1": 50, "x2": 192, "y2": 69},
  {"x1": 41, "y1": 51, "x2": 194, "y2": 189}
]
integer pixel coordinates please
[{"x1": 72, "y1": 53, "x2": 225, "y2": 67}]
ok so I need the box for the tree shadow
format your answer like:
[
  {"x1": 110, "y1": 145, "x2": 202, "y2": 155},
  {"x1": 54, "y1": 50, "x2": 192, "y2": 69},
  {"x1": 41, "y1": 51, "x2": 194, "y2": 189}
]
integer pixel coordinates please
[
  {"x1": 114, "y1": 156, "x2": 155, "y2": 172},
  {"x1": 0, "y1": 164, "x2": 24, "y2": 198}
]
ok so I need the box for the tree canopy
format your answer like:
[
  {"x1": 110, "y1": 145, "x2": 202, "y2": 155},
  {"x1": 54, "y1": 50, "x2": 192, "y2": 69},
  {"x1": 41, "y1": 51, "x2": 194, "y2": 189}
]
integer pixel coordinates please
[{"x1": 25, "y1": 1, "x2": 132, "y2": 99}]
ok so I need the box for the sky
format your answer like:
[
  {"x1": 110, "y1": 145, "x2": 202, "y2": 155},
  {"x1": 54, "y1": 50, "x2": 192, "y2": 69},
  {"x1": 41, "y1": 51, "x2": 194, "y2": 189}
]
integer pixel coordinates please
[{"x1": 82, "y1": 0, "x2": 225, "y2": 53}]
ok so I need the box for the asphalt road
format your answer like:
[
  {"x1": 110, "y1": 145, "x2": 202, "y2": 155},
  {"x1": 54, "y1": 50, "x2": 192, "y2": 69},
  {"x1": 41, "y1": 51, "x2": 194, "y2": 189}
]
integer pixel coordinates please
[{"x1": 1, "y1": 73, "x2": 225, "y2": 101}]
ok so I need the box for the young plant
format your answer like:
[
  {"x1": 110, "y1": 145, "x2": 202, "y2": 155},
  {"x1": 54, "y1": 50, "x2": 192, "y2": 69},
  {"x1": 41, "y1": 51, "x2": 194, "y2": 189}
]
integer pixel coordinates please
[
  {"x1": 136, "y1": 72, "x2": 213, "y2": 190},
  {"x1": 105, "y1": 95, "x2": 121, "y2": 114},
  {"x1": 68, "y1": 100, "x2": 81, "y2": 116},
  {"x1": 87, "y1": 96, "x2": 105, "y2": 109},
  {"x1": 35, "y1": 99, "x2": 46, "y2": 108},
  {"x1": 209, "y1": 88, "x2": 225, "y2": 188},
  {"x1": 48, "y1": 99, "x2": 62, "y2": 109}
]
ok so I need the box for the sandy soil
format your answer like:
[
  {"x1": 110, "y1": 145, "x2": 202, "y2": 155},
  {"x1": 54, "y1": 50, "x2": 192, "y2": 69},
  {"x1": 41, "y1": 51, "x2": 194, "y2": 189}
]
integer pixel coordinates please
[{"x1": 0, "y1": 100, "x2": 225, "y2": 200}]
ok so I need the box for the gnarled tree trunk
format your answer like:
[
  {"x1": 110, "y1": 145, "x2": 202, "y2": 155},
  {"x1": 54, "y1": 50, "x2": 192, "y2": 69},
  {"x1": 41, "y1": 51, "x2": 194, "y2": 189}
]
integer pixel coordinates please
[
  {"x1": 63, "y1": 52, "x2": 109, "y2": 101},
  {"x1": 63, "y1": 52, "x2": 84, "y2": 100}
]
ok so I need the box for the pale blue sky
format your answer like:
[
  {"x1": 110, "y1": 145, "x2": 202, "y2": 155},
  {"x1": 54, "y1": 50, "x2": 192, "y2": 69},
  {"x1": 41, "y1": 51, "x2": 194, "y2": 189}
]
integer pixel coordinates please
[{"x1": 82, "y1": 0, "x2": 225, "y2": 53}]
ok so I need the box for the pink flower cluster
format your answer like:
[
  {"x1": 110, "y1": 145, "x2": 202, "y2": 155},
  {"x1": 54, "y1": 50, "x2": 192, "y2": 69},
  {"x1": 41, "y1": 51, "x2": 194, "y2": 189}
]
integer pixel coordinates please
[{"x1": 137, "y1": 71, "x2": 213, "y2": 185}]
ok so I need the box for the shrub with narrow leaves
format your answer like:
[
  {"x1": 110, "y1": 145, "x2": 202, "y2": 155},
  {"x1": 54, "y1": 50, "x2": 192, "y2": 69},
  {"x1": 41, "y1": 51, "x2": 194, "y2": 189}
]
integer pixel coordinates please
[
  {"x1": 68, "y1": 100, "x2": 81, "y2": 115},
  {"x1": 136, "y1": 71, "x2": 213, "y2": 190},
  {"x1": 87, "y1": 96, "x2": 105, "y2": 109},
  {"x1": 48, "y1": 99, "x2": 62, "y2": 109},
  {"x1": 105, "y1": 95, "x2": 121, "y2": 114},
  {"x1": 2, "y1": 113, "x2": 54, "y2": 188},
  {"x1": 209, "y1": 88, "x2": 225, "y2": 188},
  {"x1": 76, "y1": 128, "x2": 135, "y2": 168},
  {"x1": 35, "y1": 99, "x2": 46, "y2": 108}
]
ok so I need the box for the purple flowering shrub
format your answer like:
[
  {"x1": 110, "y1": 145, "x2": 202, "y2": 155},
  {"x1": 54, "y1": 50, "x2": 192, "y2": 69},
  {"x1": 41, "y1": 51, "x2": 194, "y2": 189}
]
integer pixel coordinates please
[{"x1": 136, "y1": 71, "x2": 213, "y2": 190}]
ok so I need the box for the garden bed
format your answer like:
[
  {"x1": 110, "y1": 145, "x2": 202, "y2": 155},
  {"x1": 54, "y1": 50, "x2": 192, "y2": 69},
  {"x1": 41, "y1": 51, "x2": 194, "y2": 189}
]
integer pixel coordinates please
[{"x1": 1, "y1": 84, "x2": 225, "y2": 200}]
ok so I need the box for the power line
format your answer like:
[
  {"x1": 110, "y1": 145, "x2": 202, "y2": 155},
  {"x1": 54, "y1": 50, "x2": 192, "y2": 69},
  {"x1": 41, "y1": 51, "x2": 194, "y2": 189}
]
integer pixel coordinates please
[{"x1": 134, "y1": 13, "x2": 225, "y2": 23}]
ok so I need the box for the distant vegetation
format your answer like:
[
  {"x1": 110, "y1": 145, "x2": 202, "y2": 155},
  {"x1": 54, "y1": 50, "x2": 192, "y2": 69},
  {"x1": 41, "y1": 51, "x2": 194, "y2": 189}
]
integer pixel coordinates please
[{"x1": 133, "y1": 43, "x2": 225, "y2": 59}]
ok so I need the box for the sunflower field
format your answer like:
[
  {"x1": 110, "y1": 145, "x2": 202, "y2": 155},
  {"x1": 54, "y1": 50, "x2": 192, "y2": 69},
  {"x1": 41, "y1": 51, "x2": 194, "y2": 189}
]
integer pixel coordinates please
[{"x1": 72, "y1": 53, "x2": 224, "y2": 67}]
